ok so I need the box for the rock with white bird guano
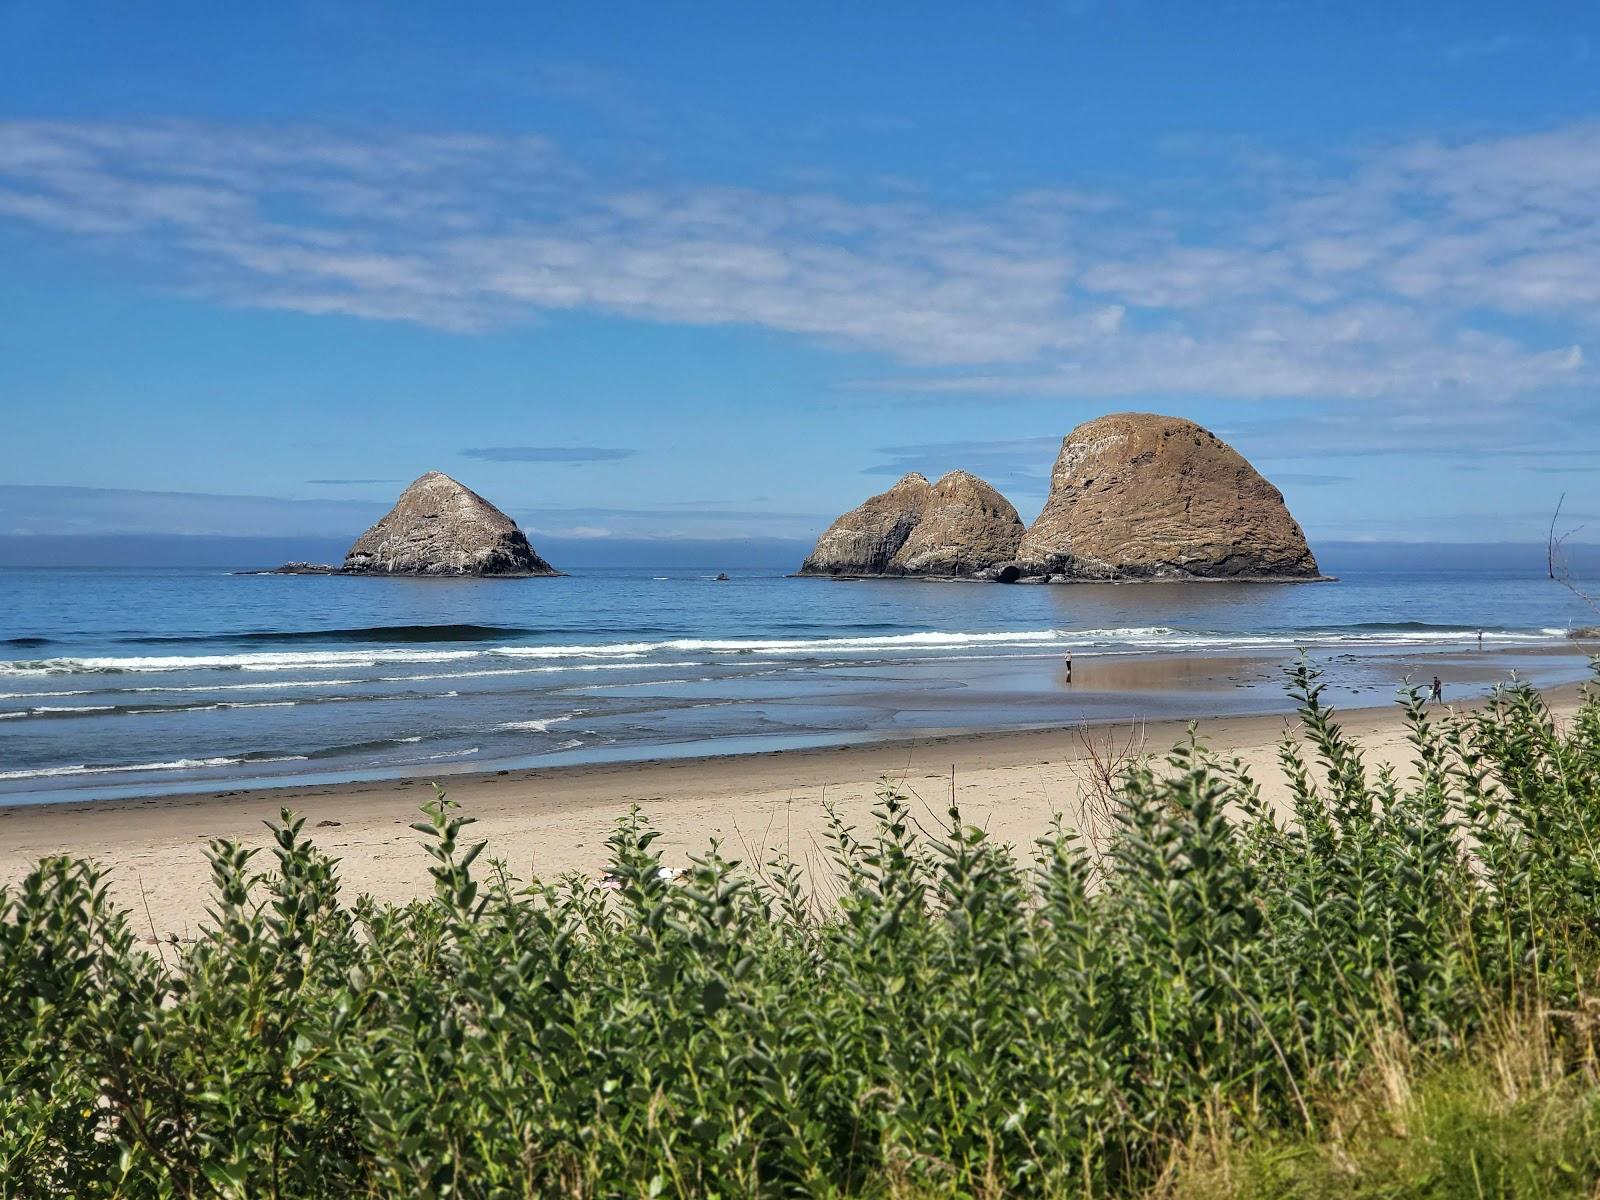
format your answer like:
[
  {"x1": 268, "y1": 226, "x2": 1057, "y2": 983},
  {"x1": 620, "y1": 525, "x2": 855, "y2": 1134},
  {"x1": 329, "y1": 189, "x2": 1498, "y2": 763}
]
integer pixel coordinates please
[
  {"x1": 1014, "y1": 412, "x2": 1320, "y2": 581},
  {"x1": 798, "y1": 472, "x2": 934, "y2": 576},
  {"x1": 799, "y1": 469, "x2": 1023, "y2": 578},
  {"x1": 341, "y1": 471, "x2": 560, "y2": 576},
  {"x1": 887, "y1": 470, "x2": 1024, "y2": 577}
]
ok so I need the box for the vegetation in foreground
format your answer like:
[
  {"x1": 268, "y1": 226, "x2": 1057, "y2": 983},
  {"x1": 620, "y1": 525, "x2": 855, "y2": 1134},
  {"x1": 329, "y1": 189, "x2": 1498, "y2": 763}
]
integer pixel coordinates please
[{"x1": 4, "y1": 662, "x2": 1600, "y2": 1198}]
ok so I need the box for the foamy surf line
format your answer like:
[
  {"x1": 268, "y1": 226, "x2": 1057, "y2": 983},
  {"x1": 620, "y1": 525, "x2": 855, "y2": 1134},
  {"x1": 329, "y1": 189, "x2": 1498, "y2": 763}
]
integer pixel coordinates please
[
  {"x1": 0, "y1": 625, "x2": 1571, "y2": 678},
  {"x1": 0, "y1": 755, "x2": 311, "y2": 782},
  {"x1": 497, "y1": 715, "x2": 574, "y2": 732},
  {"x1": 0, "y1": 648, "x2": 484, "y2": 676},
  {"x1": 0, "y1": 694, "x2": 452, "y2": 721},
  {"x1": 0, "y1": 630, "x2": 1163, "y2": 676}
]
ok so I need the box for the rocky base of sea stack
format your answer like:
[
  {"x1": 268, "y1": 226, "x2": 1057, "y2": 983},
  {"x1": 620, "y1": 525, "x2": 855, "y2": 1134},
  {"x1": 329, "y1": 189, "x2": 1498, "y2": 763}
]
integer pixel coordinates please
[
  {"x1": 259, "y1": 562, "x2": 340, "y2": 575},
  {"x1": 972, "y1": 560, "x2": 1332, "y2": 584},
  {"x1": 255, "y1": 563, "x2": 567, "y2": 577},
  {"x1": 799, "y1": 563, "x2": 1332, "y2": 584}
]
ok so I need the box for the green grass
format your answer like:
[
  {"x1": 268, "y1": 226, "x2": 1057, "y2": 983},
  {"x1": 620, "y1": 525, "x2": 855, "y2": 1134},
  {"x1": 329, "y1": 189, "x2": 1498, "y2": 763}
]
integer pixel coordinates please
[
  {"x1": 4, "y1": 660, "x2": 1600, "y2": 1198},
  {"x1": 1168, "y1": 1035, "x2": 1600, "y2": 1200}
]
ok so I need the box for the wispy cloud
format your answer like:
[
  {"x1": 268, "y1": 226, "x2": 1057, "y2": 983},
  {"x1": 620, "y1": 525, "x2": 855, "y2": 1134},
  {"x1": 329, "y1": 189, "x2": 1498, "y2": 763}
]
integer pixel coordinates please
[
  {"x1": 0, "y1": 116, "x2": 1594, "y2": 407},
  {"x1": 1213, "y1": 397, "x2": 1598, "y2": 462},
  {"x1": 460, "y1": 446, "x2": 637, "y2": 463},
  {"x1": 863, "y1": 436, "x2": 1061, "y2": 495},
  {"x1": 520, "y1": 61, "x2": 657, "y2": 129},
  {"x1": 306, "y1": 478, "x2": 403, "y2": 485},
  {"x1": 1444, "y1": 34, "x2": 1520, "y2": 61}
]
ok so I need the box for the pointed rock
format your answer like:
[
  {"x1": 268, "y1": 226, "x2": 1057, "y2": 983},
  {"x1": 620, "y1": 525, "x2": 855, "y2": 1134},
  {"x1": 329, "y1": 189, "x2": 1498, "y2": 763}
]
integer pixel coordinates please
[
  {"x1": 889, "y1": 471, "x2": 1024, "y2": 576},
  {"x1": 799, "y1": 473, "x2": 931, "y2": 576},
  {"x1": 1016, "y1": 413, "x2": 1319, "y2": 580},
  {"x1": 799, "y1": 470, "x2": 1023, "y2": 578},
  {"x1": 342, "y1": 472, "x2": 560, "y2": 576}
]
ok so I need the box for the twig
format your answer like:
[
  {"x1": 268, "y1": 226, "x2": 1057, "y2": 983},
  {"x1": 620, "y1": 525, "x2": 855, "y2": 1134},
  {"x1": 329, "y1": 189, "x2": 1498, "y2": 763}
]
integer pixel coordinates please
[
  {"x1": 1549, "y1": 493, "x2": 1564, "y2": 580},
  {"x1": 1548, "y1": 494, "x2": 1600, "y2": 619},
  {"x1": 137, "y1": 871, "x2": 169, "y2": 970}
]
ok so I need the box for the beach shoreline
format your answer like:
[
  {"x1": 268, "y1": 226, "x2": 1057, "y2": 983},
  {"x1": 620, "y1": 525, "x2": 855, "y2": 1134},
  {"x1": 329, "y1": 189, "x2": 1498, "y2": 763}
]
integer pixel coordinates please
[
  {"x1": 3, "y1": 678, "x2": 1587, "y2": 939},
  {"x1": 6, "y1": 634, "x2": 1591, "y2": 807}
]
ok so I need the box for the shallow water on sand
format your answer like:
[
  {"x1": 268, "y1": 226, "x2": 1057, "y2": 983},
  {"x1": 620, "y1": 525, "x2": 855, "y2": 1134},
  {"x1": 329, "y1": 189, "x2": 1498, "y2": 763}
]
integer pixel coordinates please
[{"x1": 1, "y1": 559, "x2": 1595, "y2": 804}]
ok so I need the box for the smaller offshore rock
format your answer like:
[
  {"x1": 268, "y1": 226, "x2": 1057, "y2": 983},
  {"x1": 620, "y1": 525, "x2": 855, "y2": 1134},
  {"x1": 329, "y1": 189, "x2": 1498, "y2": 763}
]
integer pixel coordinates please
[
  {"x1": 798, "y1": 473, "x2": 933, "y2": 576},
  {"x1": 340, "y1": 472, "x2": 560, "y2": 577},
  {"x1": 887, "y1": 470, "x2": 1024, "y2": 577}
]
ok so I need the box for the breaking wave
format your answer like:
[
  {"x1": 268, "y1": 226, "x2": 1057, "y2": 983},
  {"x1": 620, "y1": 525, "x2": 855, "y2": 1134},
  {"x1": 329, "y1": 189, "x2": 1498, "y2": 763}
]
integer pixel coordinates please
[
  {"x1": 497, "y1": 715, "x2": 573, "y2": 732},
  {"x1": 0, "y1": 623, "x2": 1566, "y2": 679},
  {"x1": 0, "y1": 754, "x2": 310, "y2": 782}
]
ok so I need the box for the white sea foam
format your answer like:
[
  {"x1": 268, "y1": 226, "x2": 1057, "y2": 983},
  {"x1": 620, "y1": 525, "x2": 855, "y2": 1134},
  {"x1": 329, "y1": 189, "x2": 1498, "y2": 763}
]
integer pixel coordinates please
[
  {"x1": 0, "y1": 649, "x2": 480, "y2": 677},
  {"x1": 129, "y1": 678, "x2": 365, "y2": 694},
  {"x1": 1100, "y1": 628, "x2": 1553, "y2": 651},
  {"x1": 569, "y1": 678, "x2": 696, "y2": 692},
  {"x1": 0, "y1": 757, "x2": 251, "y2": 782},
  {"x1": 497, "y1": 716, "x2": 573, "y2": 732},
  {"x1": 490, "y1": 630, "x2": 1073, "y2": 658},
  {"x1": 380, "y1": 660, "x2": 709, "y2": 683},
  {"x1": 0, "y1": 753, "x2": 316, "y2": 782},
  {"x1": 0, "y1": 625, "x2": 1566, "y2": 681},
  {"x1": 0, "y1": 764, "x2": 96, "y2": 780}
]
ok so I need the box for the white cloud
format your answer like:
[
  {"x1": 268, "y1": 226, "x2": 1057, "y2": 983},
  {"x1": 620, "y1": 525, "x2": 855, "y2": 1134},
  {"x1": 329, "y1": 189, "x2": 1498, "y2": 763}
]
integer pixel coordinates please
[{"x1": 0, "y1": 117, "x2": 1595, "y2": 399}]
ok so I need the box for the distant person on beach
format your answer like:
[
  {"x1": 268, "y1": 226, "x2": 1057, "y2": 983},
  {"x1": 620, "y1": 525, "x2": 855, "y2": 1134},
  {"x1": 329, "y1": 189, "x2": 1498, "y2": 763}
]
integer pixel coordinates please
[
  {"x1": 1064, "y1": 650, "x2": 1073, "y2": 685},
  {"x1": 1430, "y1": 675, "x2": 1444, "y2": 704},
  {"x1": 1477, "y1": 629, "x2": 1483, "y2": 651}
]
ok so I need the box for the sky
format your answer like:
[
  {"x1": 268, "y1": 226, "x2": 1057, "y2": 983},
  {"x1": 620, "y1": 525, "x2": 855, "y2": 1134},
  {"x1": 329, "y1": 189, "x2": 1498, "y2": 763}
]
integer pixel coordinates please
[{"x1": 2, "y1": 1, "x2": 1599, "y2": 563}]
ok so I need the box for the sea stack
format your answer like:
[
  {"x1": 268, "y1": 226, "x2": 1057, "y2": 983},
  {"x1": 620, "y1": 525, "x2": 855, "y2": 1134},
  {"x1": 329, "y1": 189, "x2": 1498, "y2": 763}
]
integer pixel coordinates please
[
  {"x1": 889, "y1": 470, "x2": 1025, "y2": 576},
  {"x1": 800, "y1": 472, "x2": 933, "y2": 576},
  {"x1": 1012, "y1": 412, "x2": 1319, "y2": 581},
  {"x1": 798, "y1": 470, "x2": 1023, "y2": 578},
  {"x1": 341, "y1": 471, "x2": 560, "y2": 577}
]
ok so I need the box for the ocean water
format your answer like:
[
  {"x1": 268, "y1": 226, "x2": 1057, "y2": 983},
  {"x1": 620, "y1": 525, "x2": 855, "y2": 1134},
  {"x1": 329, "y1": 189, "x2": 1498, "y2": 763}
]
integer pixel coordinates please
[{"x1": 1, "y1": 562, "x2": 1595, "y2": 804}]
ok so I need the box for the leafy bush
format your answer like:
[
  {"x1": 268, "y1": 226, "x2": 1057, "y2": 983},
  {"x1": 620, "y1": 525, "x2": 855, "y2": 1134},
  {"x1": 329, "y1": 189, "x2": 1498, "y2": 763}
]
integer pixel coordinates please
[{"x1": 3, "y1": 662, "x2": 1600, "y2": 1198}]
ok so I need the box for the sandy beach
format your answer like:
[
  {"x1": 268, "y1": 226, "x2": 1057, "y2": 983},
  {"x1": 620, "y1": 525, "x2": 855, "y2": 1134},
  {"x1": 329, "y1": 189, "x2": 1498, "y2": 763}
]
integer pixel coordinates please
[{"x1": 3, "y1": 678, "x2": 1586, "y2": 939}]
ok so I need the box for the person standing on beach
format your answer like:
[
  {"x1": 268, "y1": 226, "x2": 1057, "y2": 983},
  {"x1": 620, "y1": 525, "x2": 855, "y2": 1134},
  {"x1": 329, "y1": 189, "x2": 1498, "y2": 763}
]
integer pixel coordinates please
[
  {"x1": 1430, "y1": 675, "x2": 1444, "y2": 704},
  {"x1": 1064, "y1": 650, "x2": 1073, "y2": 685}
]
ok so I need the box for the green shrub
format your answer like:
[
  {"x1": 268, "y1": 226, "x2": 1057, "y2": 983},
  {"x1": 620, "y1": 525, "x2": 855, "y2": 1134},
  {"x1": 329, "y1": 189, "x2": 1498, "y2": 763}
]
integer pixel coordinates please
[{"x1": 2, "y1": 661, "x2": 1600, "y2": 1197}]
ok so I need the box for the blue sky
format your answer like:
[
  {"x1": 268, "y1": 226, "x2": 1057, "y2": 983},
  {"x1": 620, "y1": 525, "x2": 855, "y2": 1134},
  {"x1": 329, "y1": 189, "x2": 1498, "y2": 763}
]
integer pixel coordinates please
[{"x1": 2, "y1": 1, "x2": 1599, "y2": 559}]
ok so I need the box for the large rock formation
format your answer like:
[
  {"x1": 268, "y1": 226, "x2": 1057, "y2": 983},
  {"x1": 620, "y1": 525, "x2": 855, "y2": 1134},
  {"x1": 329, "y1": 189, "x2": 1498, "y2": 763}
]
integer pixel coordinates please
[
  {"x1": 889, "y1": 470, "x2": 1024, "y2": 576},
  {"x1": 1012, "y1": 412, "x2": 1319, "y2": 581},
  {"x1": 341, "y1": 472, "x2": 560, "y2": 577},
  {"x1": 799, "y1": 472, "x2": 933, "y2": 576},
  {"x1": 798, "y1": 470, "x2": 1022, "y2": 577}
]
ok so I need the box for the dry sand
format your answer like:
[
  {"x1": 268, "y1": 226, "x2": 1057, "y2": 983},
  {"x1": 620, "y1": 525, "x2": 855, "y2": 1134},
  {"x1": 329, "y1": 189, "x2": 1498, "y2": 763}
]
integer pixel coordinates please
[{"x1": 3, "y1": 681, "x2": 1586, "y2": 940}]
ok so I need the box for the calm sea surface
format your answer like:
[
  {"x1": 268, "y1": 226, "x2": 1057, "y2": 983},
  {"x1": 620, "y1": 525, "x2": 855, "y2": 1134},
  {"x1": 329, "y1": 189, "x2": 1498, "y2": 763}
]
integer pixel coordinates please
[{"x1": 1, "y1": 561, "x2": 1595, "y2": 804}]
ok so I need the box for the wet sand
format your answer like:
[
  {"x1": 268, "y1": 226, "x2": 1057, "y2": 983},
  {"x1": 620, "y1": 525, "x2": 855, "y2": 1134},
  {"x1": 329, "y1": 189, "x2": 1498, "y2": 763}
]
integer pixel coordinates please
[{"x1": 2, "y1": 677, "x2": 1587, "y2": 939}]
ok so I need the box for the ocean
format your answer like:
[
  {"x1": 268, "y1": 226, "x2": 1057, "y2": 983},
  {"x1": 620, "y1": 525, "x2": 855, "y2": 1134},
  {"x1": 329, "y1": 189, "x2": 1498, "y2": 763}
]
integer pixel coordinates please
[{"x1": 1, "y1": 558, "x2": 1596, "y2": 805}]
